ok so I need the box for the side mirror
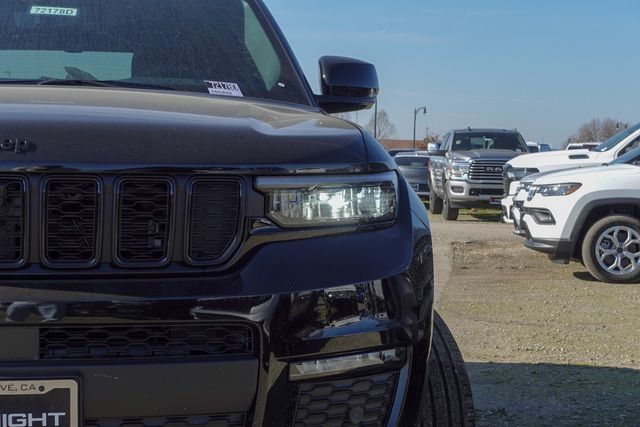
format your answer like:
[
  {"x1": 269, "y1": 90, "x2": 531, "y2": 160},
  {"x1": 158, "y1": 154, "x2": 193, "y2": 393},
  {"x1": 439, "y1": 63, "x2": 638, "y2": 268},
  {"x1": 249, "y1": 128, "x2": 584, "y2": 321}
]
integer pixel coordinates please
[
  {"x1": 316, "y1": 56, "x2": 379, "y2": 114},
  {"x1": 427, "y1": 142, "x2": 447, "y2": 157}
]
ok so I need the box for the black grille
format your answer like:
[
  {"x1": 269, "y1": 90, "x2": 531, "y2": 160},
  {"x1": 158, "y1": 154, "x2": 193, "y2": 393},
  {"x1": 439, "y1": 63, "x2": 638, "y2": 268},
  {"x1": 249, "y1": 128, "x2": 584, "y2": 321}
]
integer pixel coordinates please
[
  {"x1": 117, "y1": 179, "x2": 173, "y2": 265},
  {"x1": 0, "y1": 178, "x2": 25, "y2": 265},
  {"x1": 468, "y1": 160, "x2": 507, "y2": 181},
  {"x1": 469, "y1": 188, "x2": 504, "y2": 197},
  {"x1": 188, "y1": 180, "x2": 241, "y2": 263},
  {"x1": 39, "y1": 324, "x2": 254, "y2": 360},
  {"x1": 293, "y1": 371, "x2": 399, "y2": 427},
  {"x1": 43, "y1": 178, "x2": 100, "y2": 266},
  {"x1": 85, "y1": 414, "x2": 246, "y2": 427}
]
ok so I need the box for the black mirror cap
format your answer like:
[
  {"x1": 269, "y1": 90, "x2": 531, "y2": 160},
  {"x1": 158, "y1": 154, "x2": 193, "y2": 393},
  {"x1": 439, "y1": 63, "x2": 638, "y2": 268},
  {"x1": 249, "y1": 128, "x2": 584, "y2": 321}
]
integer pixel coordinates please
[{"x1": 317, "y1": 56, "x2": 379, "y2": 113}]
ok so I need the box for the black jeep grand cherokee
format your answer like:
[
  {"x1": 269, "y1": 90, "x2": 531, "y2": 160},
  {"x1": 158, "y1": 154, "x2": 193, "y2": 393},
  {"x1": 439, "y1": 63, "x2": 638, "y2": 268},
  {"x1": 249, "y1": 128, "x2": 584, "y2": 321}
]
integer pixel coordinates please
[{"x1": 0, "y1": 1, "x2": 473, "y2": 426}]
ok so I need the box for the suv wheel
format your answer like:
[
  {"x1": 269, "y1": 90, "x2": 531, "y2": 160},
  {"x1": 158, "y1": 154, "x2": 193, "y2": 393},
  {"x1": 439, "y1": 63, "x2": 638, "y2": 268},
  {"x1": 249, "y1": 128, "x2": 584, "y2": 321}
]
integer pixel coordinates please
[
  {"x1": 442, "y1": 191, "x2": 459, "y2": 221},
  {"x1": 419, "y1": 312, "x2": 475, "y2": 427},
  {"x1": 582, "y1": 215, "x2": 640, "y2": 283},
  {"x1": 429, "y1": 178, "x2": 443, "y2": 215}
]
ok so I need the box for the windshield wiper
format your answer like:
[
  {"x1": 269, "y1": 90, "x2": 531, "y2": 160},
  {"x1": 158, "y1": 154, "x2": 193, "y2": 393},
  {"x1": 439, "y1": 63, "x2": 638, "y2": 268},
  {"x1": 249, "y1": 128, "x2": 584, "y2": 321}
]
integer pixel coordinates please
[{"x1": 0, "y1": 79, "x2": 175, "y2": 91}]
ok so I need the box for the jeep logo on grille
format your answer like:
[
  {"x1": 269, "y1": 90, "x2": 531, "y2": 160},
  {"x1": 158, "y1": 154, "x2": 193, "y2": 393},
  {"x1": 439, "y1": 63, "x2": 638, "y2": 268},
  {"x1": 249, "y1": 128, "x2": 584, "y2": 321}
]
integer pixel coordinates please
[
  {"x1": 0, "y1": 139, "x2": 33, "y2": 154},
  {"x1": 484, "y1": 166, "x2": 503, "y2": 173}
]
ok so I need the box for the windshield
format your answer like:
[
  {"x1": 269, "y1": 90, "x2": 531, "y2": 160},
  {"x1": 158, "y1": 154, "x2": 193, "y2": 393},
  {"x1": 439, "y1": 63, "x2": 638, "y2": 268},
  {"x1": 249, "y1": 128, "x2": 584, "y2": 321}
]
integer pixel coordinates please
[
  {"x1": 0, "y1": 0, "x2": 310, "y2": 104},
  {"x1": 395, "y1": 156, "x2": 429, "y2": 167},
  {"x1": 452, "y1": 132, "x2": 527, "y2": 152},
  {"x1": 609, "y1": 147, "x2": 640, "y2": 165},
  {"x1": 594, "y1": 123, "x2": 640, "y2": 152}
]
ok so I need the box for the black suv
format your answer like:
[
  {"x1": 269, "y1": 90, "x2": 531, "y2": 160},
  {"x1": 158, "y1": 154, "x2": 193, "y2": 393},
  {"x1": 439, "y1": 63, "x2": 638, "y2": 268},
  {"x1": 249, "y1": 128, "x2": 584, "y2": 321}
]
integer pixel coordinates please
[{"x1": 0, "y1": 1, "x2": 473, "y2": 426}]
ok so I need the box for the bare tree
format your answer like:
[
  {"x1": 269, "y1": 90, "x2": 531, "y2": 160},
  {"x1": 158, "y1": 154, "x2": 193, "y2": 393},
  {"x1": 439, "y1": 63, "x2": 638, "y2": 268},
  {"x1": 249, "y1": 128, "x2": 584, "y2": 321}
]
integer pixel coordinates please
[
  {"x1": 565, "y1": 118, "x2": 629, "y2": 147},
  {"x1": 365, "y1": 110, "x2": 397, "y2": 140}
]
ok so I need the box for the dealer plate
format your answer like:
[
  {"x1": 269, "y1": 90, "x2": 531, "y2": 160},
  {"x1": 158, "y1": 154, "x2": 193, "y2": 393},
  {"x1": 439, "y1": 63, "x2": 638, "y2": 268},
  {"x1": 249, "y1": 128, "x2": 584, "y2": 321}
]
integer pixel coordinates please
[
  {"x1": 411, "y1": 183, "x2": 420, "y2": 191},
  {"x1": 0, "y1": 379, "x2": 79, "y2": 427},
  {"x1": 489, "y1": 197, "x2": 501, "y2": 205}
]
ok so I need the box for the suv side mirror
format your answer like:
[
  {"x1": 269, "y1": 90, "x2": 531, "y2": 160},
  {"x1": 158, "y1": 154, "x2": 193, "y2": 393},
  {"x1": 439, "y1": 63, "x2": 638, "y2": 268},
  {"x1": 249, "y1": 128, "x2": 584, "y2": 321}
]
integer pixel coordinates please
[
  {"x1": 428, "y1": 142, "x2": 447, "y2": 157},
  {"x1": 316, "y1": 56, "x2": 379, "y2": 114}
]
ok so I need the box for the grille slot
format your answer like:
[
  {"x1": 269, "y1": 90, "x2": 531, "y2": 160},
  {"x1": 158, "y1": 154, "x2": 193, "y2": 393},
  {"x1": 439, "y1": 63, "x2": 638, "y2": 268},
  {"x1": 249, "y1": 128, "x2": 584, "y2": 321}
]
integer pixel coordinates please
[
  {"x1": 43, "y1": 177, "x2": 100, "y2": 266},
  {"x1": 0, "y1": 178, "x2": 25, "y2": 266},
  {"x1": 85, "y1": 414, "x2": 246, "y2": 427},
  {"x1": 116, "y1": 178, "x2": 173, "y2": 266},
  {"x1": 39, "y1": 324, "x2": 254, "y2": 360},
  {"x1": 188, "y1": 179, "x2": 241, "y2": 264},
  {"x1": 293, "y1": 371, "x2": 399, "y2": 427},
  {"x1": 468, "y1": 160, "x2": 507, "y2": 181}
]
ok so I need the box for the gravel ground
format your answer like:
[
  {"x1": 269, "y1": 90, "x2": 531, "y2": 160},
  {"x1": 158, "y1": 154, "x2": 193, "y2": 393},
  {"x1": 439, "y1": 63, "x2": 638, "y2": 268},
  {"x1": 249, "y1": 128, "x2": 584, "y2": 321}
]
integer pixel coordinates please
[{"x1": 430, "y1": 210, "x2": 640, "y2": 427}]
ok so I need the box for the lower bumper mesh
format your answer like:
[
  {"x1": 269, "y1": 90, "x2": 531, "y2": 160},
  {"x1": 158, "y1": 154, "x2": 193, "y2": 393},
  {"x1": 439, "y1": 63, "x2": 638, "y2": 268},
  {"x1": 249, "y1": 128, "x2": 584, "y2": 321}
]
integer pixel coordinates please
[{"x1": 85, "y1": 414, "x2": 246, "y2": 427}]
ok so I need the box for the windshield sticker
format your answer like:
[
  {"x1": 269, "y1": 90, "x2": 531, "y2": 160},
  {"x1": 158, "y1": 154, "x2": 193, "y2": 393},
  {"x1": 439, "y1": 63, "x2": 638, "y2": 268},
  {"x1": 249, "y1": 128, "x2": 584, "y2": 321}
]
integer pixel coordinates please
[
  {"x1": 205, "y1": 81, "x2": 244, "y2": 98},
  {"x1": 29, "y1": 6, "x2": 78, "y2": 16}
]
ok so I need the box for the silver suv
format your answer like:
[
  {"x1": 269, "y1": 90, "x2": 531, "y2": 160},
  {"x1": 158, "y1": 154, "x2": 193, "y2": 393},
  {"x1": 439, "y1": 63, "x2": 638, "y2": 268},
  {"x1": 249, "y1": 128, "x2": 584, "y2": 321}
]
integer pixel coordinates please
[{"x1": 428, "y1": 128, "x2": 529, "y2": 220}]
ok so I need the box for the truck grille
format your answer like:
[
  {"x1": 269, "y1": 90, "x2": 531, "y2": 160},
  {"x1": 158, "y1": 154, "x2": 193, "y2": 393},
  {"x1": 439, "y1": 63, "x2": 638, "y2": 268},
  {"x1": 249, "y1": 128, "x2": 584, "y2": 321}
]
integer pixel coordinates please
[
  {"x1": 39, "y1": 323, "x2": 254, "y2": 360},
  {"x1": 85, "y1": 414, "x2": 246, "y2": 427},
  {"x1": 0, "y1": 178, "x2": 26, "y2": 266},
  {"x1": 468, "y1": 160, "x2": 507, "y2": 181},
  {"x1": 0, "y1": 174, "x2": 242, "y2": 271}
]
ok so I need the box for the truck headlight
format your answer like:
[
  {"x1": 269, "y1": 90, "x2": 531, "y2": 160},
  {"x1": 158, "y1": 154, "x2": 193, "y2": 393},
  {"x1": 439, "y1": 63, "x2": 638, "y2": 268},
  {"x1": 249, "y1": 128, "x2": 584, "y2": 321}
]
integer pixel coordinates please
[
  {"x1": 505, "y1": 167, "x2": 539, "y2": 180},
  {"x1": 256, "y1": 172, "x2": 398, "y2": 228},
  {"x1": 529, "y1": 183, "x2": 581, "y2": 199},
  {"x1": 448, "y1": 162, "x2": 470, "y2": 179}
]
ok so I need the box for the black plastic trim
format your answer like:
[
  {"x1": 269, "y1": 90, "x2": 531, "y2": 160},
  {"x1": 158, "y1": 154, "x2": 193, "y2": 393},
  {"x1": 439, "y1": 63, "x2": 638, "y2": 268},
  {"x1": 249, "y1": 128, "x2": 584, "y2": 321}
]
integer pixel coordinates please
[{"x1": 0, "y1": 175, "x2": 28, "y2": 269}]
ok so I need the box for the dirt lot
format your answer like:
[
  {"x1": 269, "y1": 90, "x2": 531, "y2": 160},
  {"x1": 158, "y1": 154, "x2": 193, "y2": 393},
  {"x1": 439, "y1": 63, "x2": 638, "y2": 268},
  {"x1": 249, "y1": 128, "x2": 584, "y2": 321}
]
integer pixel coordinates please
[{"x1": 430, "y1": 210, "x2": 640, "y2": 427}]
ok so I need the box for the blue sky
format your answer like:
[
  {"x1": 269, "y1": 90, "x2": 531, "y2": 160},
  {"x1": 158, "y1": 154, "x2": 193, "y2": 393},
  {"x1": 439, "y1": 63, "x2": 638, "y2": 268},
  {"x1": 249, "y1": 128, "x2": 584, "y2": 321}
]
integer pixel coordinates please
[{"x1": 266, "y1": 0, "x2": 638, "y2": 148}]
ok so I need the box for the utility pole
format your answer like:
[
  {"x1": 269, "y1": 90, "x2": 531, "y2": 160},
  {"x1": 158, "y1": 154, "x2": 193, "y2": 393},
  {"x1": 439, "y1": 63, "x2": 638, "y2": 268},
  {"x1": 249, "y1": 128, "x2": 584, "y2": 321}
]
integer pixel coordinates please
[
  {"x1": 413, "y1": 106, "x2": 427, "y2": 149},
  {"x1": 373, "y1": 100, "x2": 378, "y2": 138}
]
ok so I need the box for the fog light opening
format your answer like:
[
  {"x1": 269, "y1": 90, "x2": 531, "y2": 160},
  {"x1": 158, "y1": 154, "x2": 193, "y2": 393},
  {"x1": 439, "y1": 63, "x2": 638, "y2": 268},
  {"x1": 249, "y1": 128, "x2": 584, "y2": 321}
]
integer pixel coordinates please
[{"x1": 289, "y1": 347, "x2": 405, "y2": 381}]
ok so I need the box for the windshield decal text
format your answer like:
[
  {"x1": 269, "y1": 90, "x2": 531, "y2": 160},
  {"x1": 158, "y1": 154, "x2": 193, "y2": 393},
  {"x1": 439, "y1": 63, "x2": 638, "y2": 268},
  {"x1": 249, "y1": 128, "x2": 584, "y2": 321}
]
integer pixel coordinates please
[
  {"x1": 205, "y1": 81, "x2": 244, "y2": 98},
  {"x1": 29, "y1": 6, "x2": 78, "y2": 16}
]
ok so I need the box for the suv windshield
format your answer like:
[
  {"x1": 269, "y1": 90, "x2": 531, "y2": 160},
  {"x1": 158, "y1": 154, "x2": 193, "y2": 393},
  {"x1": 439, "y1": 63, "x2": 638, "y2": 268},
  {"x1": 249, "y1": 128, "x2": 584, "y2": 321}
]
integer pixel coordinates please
[
  {"x1": 594, "y1": 123, "x2": 640, "y2": 152},
  {"x1": 452, "y1": 132, "x2": 527, "y2": 152},
  {"x1": 609, "y1": 147, "x2": 640, "y2": 165},
  {"x1": 0, "y1": 0, "x2": 310, "y2": 104}
]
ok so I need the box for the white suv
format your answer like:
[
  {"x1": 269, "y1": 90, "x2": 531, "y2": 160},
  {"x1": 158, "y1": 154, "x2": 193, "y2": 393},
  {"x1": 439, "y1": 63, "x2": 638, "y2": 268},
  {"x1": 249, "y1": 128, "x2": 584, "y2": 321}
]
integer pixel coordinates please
[
  {"x1": 502, "y1": 122, "x2": 640, "y2": 223},
  {"x1": 521, "y1": 153, "x2": 640, "y2": 283}
]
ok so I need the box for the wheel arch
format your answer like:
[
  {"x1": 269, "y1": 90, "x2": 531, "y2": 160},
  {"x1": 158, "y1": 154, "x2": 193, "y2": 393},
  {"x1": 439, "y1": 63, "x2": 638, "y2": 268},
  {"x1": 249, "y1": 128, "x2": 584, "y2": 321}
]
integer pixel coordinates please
[{"x1": 570, "y1": 199, "x2": 640, "y2": 259}]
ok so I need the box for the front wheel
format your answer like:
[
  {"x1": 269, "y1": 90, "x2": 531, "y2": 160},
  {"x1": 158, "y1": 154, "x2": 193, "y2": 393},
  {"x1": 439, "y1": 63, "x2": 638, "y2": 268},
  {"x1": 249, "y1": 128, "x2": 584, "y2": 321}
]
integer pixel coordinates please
[
  {"x1": 442, "y1": 190, "x2": 459, "y2": 221},
  {"x1": 581, "y1": 215, "x2": 640, "y2": 283},
  {"x1": 419, "y1": 312, "x2": 475, "y2": 427},
  {"x1": 429, "y1": 178, "x2": 443, "y2": 215}
]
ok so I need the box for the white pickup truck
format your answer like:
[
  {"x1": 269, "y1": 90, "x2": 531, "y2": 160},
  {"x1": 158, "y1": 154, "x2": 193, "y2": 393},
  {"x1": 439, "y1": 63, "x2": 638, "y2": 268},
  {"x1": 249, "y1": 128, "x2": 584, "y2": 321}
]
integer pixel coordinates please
[{"x1": 502, "y1": 122, "x2": 640, "y2": 223}]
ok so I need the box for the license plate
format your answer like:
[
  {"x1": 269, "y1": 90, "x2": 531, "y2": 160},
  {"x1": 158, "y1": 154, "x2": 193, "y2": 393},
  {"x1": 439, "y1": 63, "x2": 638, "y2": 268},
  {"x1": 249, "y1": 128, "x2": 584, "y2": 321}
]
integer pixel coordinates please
[
  {"x1": 411, "y1": 183, "x2": 420, "y2": 191},
  {"x1": 0, "y1": 379, "x2": 79, "y2": 427},
  {"x1": 489, "y1": 197, "x2": 501, "y2": 205}
]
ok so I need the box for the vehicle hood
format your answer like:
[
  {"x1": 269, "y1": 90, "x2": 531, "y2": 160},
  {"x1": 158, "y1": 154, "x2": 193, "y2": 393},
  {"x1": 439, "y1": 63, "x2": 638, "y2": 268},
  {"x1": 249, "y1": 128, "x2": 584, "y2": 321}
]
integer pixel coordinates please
[
  {"x1": 533, "y1": 164, "x2": 640, "y2": 185},
  {"x1": 506, "y1": 148, "x2": 605, "y2": 169},
  {"x1": 450, "y1": 149, "x2": 523, "y2": 162},
  {"x1": 0, "y1": 87, "x2": 367, "y2": 170}
]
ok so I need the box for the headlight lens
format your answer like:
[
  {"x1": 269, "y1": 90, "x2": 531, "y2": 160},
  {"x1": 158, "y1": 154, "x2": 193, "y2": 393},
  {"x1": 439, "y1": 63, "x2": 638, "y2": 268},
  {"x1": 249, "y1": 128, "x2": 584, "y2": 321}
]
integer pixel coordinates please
[
  {"x1": 448, "y1": 162, "x2": 470, "y2": 179},
  {"x1": 528, "y1": 183, "x2": 582, "y2": 199},
  {"x1": 506, "y1": 168, "x2": 539, "y2": 180},
  {"x1": 256, "y1": 172, "x2": 398, "y2": 228},
  {"x1": 516, "y1": 182, "x2": 532, "y2": 193}
]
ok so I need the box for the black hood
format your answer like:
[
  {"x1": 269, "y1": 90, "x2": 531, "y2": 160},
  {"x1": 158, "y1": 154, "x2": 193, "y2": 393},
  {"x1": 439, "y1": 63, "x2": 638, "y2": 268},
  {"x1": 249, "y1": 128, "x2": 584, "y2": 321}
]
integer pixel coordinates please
[
  {"x1": 449, "y1": 149, "x2": 523, "y2": 162},
  {"x1": 0, "y1": 87, "x2": 366, "y2": 170}
]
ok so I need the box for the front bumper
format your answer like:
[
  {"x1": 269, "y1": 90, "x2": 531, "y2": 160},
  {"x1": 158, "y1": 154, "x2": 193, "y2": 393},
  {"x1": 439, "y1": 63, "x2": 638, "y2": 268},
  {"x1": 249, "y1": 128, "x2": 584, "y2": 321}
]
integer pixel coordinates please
[
  {"x1": 521, "y1": 220, "x2": 575, "y2": 263},
  {"x1": 447, "y1": 180, "x2": 504, "y2": 209}
]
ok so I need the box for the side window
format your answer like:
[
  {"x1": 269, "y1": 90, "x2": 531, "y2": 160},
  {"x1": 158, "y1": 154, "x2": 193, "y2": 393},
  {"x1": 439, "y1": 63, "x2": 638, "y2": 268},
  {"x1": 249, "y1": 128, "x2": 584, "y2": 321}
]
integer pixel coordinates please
[
  {"x1": 619, "y1": 136, "x2": 640, "y2": 156},
  {"x1": 442, "y1": 133, "x2": 452, "y2": 151}
]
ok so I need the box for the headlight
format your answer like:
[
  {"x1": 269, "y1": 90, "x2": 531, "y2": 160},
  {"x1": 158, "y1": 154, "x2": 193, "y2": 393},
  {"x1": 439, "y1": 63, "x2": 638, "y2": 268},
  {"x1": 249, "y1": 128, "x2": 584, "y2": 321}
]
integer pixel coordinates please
[
  {"x1": 506, "y1": 168, "x2": 539, "y2": 180},
  {"x1": 256, "y1": 172, "x2": 398, "y2": 228},
  {"x1": 448, "y1": 162, "x2": 470, "y2": 179},
  {"x1": 528, "y1": 183, "x2": 581, "y2": 199},
  {"x1": 516, "y1": 182, "x2": 532, "y2": 193}
]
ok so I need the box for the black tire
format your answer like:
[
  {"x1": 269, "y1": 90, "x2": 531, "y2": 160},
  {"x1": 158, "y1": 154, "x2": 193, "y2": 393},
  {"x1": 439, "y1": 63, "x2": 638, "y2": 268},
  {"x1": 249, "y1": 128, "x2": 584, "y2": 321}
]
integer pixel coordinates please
[
  {"x1": 429, "y1": 178, "x2": 443, "y2": 215},
  {"x1": 442, "y1": 190, "x2": 459, "y2": 221},
  {"x1": 581, "y1": 215, "x2": 640, "y2": 283},
  {"x1": 420, "y1": 312, "x2": 475, "y2": 427}
]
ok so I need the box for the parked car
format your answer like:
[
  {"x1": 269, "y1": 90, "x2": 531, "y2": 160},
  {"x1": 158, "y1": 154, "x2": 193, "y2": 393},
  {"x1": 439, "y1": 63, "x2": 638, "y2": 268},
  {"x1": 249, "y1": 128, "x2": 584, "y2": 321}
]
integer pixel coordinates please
[
  {"x1": 395, "y1": 151, "x2": 430, "y2": 199},
  {"x1": 521, "y1": 151, "x2": 640, "y2": 283},
  {"x1": 514, "y1": 147, "x2": 640, "y2": 235},
  {"x1": 502, "y1": 122, "x2": 640, "y2": 223},
  {"x1": 428, "y1": 128, "x2": 529, "y2": 220},
  {"x1": 527, "y1": 141, "x2": 540, "y2": 152},
  {"x1": 0, "y1": 0, "x2": 474, "y2": 425},
  {"x1": 539, "y1": 143, "x2": 553, "y2": 152},
  {"x1": 566, "y1": 142, "x2": 600, "y2": 150}
]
